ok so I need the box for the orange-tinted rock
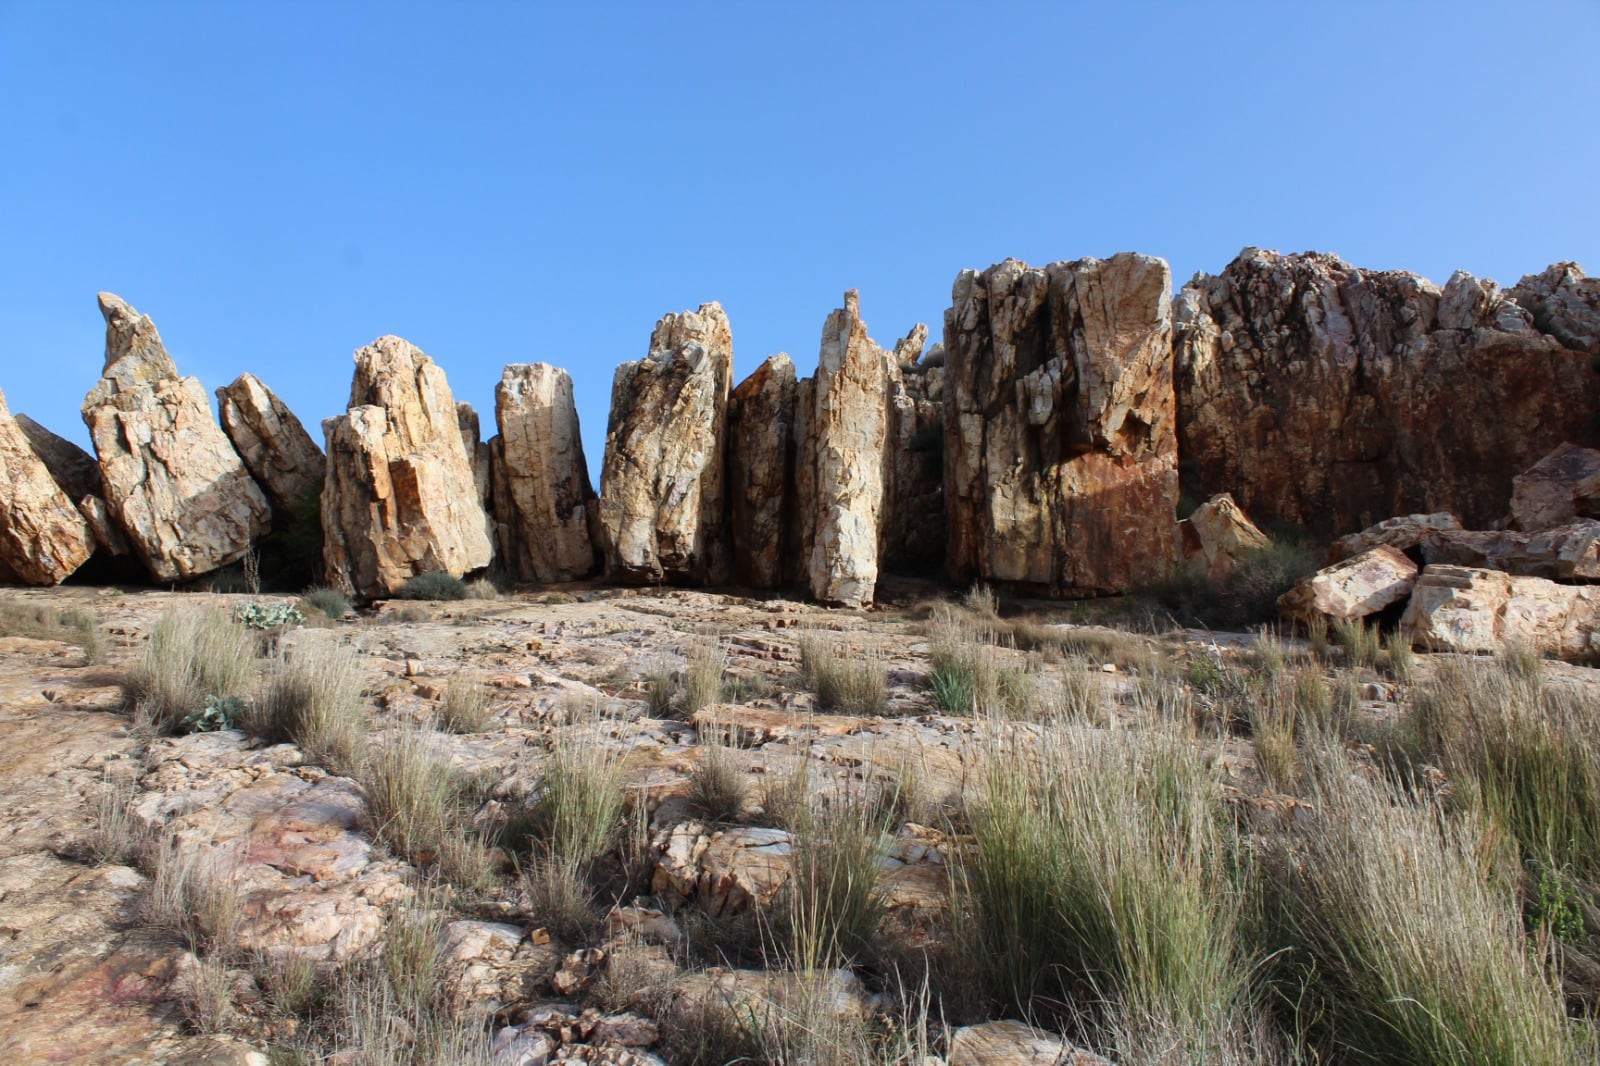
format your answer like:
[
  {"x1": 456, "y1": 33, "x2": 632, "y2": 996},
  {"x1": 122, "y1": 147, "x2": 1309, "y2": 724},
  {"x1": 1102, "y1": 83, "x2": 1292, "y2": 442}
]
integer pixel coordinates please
[
  {"x1": 1175, "y1": 251, "x2": 1600, "y2": 536},
  {"x1": 1421, "y1": 521, "x2": 1600, "y2": 581},
  {"x1": 944, "y1": 254, "x2": 1178, "y2": 596},
  {"x1": 1178, "y1": 493, "x2": 1269, "y2": 579},
  {"x1": 215, "y1": 373, "x2": 325, "y2": 515},
  {"x1": 1329, "y1": 513, "x2": 1462, "y2": 563},
  {"x1": 1277, "y1": 545, "x2": 1418, "y2": 623},
  {"x1": 0, "y1": 387, "x2": 95, "y2": 584}
]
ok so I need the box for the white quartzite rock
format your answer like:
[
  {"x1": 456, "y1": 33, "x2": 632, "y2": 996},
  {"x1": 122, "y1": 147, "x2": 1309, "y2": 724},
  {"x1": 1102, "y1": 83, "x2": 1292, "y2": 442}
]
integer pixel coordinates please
[
  {"x1": 1277, "y1": 545, "x2": 1419, "y2": 623},
  {"x1": 598, "y1": 303, "x2": 732, "y2": 585},
  {"x1": 82, "y1": 293, "x2": 269, "y2": 581},
  {"x1": 1400, "y1": 564, "x2": 1600, "y2": 660},
  {"x1": 1329, "y1": 512, "x2": 1463, "y2": 562},
  {"x1": 491, "y1": 364, "x2": 598, "y2": 583},
  {"x1": 726, "y1": 354, "x2": 798, "y2": 589},
  {"x1": 1422, "y1": 521, "x2": 1600, "y2": 581},
  {"x1": 321, "y1": 336, "x2": 494, "y2": 598},
  {"x1": 215, "y1": 373, "x2": 325, "y2": 514},
  {"x1": 0, "y1": 387, "x2": 95, "y2": 584}
]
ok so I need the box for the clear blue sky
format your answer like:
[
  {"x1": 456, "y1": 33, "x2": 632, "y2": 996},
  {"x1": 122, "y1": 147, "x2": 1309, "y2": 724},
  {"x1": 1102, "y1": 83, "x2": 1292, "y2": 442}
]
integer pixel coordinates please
[{"x1": 3, "y1": 2, "x2": 1597, "y2": 472}]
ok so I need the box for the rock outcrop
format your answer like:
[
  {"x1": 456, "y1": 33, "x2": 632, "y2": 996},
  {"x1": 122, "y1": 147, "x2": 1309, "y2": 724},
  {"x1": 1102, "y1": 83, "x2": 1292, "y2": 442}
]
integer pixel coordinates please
[
  {"x1": 1509, "y1": 262, "x2": 1600, "y2": 355},
  {"x1": 456, "y1": 402, "x2": 493, "y2": 510},
  {"x1": 1175, "y1": 251, "x2": 1600, "y2": 536},
  {"x1": 1178, "y1": 493, "x2": 1269, "y2": 579},
  {"x1": 1421, "y1": 521, "x2": 1600, "y2": 581},
  {"x1": 1509, "y1": 443, "x2": 1600, "y2": 531},
  {"x1": 881, "y1": 326, "x2": 946, "y2": 576},
  {"x1": 14, "y1": 414, "x2": 101, "y2": 502},
  {"x1": 1277, "y1": 545, "x2": 1419, "y2": 624},
  {"x1": 598, "y1": 304, "x2": 732, "y2": 585},
  {"x1": 1329, "y1": 513, "x2": 1462, "y2": 563},
  {"x1": 81, "y1": 293, "x2": 270, "y2": 581},
  {"x1": 726, "y1": 354, "x2": 798, "y2": 589},
  {"x1": 215, "y1": 374, "x2": 325, "y2": 515},
  {"x1": 321, "y1": 336, "x2": 495, "y2": 598},
  {"x1": 490, "y1": 364, "x2": 598, "y2": 584},
  {"x1": 1400, "y1": 564, "x2": 1600, "y2": 659},
  {"x1": 944, "y1": 254, "x2": 1179, "y2": 596},
  {"x1": 0, "y1": 388, "x2": 95, "y2": 584}
]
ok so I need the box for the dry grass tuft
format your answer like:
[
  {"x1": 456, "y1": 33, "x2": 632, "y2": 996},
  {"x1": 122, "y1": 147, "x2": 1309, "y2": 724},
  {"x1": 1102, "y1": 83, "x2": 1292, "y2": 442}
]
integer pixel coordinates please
[
  {"x1": 122, "y1": 607, "x2": 257, "y2": 734},
  {"x1": 245, "y1": 636, "x2": 366, "y2": 773},
  {"x1": 798, "y1": 632, "x2": 888, "y2": 715}
]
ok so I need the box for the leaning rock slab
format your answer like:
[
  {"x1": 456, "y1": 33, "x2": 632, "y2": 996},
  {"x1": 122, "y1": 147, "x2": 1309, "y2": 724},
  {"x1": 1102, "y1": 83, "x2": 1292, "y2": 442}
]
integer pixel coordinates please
[
  {"x1": 0, "y1": 387, "x2": 95, "y2": 584},
  {"x1": 321, "y1": 336, "x2": 495, "y2": 598},
  {"x1": 15, "y1": 413, "x2": 101, "y2": 502},
  {"x1": 216, "y1": 373, "x2": 325, "y2": 515},
  {"x1": 1400, "y1": 564, "x2": 1600, "y2": 660},
  {"x1": 1510, "y1": 443, "x2": 1600, "y2": 532},
  {"x1": 598, "y1": 304, "x2": 732, "y2": 585},
  {"x1": 1278, "y1": 545, "x2": 1418, "y2": 623},
  {"x1": 1329, "y1": 512, "x2": 1462, "y2": 562},
  {"x1": 945, "y1": 254, "x2": 1178, "y2": 596},
  {"x1": 491, "y1": 364, "x2": 598, "y2": 583},
  {"x1": 1422, "y1": 521, "x2": 1600, "y2": 581},
  {"x1": 1179, "y1": 493, "x2": 1269, "y2": 578},
  {"x1": 82, "y1": 293, "x2": 270, "y2": 580}
]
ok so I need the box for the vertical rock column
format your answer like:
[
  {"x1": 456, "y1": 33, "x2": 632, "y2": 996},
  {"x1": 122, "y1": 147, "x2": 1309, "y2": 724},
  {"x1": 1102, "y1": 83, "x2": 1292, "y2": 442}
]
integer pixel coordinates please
[
  {"x1": 82, "y1": 293, "x2": 270, "y2": 581},
  {"x1": 726, "y1": 354, "x2": 798, "y2": 589},
  {"x1": 321, "y1": 336, "x2": 495, "y2": 598},
  {"x1": 490, "y1": 364, "x2": 598, "y2": 583},
  {"x1": 943, "y1": 254, "x2": 1179, "y2": 596},
  {"x1": 598, "y1": 303, "x2": 733, "y2": 585}
]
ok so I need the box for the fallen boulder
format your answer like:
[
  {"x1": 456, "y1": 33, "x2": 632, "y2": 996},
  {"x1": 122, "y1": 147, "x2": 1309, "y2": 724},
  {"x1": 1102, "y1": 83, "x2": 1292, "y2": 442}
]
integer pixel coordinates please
[
  {"x1": 1400, "y1": 564, "x2": 1600, "y2": 660},
  {"x1": 1422, "y1": 521, "x2": 1600, "y2": 581},
  {"x1": 1510, "y1": 442, "x2": 1600, "y2": 532},
  {"x1": 1277, "y1": 545, "x2": 1418, "y2": 624},
  {"x1": 14, "y1": 413, "x2": 101, "y2": 501},
  {"x1": 1179, "y1": 493, "x2": 1269, "y2": 578},
  {"x1": 1329, "y1": 512, "x2": 1462, "y2": 563},
  {"x1": 948, "y1": 1021, "x2": 1111, "y2": 1066},
  {"x1": 215, "y1": 373, "x2": 325, "y2": 515}
]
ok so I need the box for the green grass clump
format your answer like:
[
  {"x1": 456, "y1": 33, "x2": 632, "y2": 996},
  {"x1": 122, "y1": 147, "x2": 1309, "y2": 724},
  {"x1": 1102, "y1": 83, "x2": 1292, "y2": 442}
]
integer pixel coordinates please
[
  {"x1": 524, "y1": 701, "x2": 628, "y2": 866},
  {"x1": 684, "y1": 638, "x2": 726, "y2": 714},
  {"x1": 302, "y1": 587, "x2": 352, "y2": 620},
  {"x1": 438, "y1": 675, "x2": 494, "y2": 734},
  {"x1": 689, "y1": 722, "x2": 749, "y2": 823},
  {"x1": 122, "y1": 607, "x2": 258, "y2": 734},
  {"x1": 399, "y1": 571, "x2": 469, "y2": 601},
  {"x1": 783, "y1": 791, "x2": 892, "y2": 972}
]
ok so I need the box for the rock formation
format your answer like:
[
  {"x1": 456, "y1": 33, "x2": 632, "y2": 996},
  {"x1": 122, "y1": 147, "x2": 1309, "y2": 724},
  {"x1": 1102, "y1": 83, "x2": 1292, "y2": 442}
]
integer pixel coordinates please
[
  {"x1": 14, "y1": 414, "x2": 101, "y2": 502},
  {"x1": 1178, "y1": 493, "x2": 1269, "y2": 579},
  {"x1": 944, "y1": 254, "x2": 1179, "y2": 596},
  {"x1": 456, "y1": 402, "x2": 493, "y2": 510},
  {"x1": 1175, "y1": 251, "x2": 1600, "y2": 536},
  {"x1": 1328, "y1": 513, "x2": 1462, "y2": 563},
  {"x1": 598, "y1": 304, "x2": 732, "y2": 585},
  {"x1": 81, "y1": 293, "x2": 270, "y2": 581},
  {"x1": 1401, "y1": 564, "x2": 1600, "y2": 659},
  {"x1": 726, "y1": 354, "x2": 798, "y2": 589},
  {"x1": 1277, "y1": 545, "x2": 1418, "y2": 624},
  {"x1": 1509, "y1": 262, "x2": 1600, "y2": 355},
  {"x1": 1509, "y1": 443, "x2": 1600, "y2": 531},
  {"x1": 490, "y1": 364, "x2": 598, "y2": 584},
  {"x1": 881, "y1": 325, "x2": 946, "y2": 576},
  {"x1": 0, "y1": 387, "x2": 95, "y2": 584},
  {"x1": 321, "y1": 336, "x2": 495, "y2": 598},
  {"x1": 216, "y1": 373, "x2": 325, "y2": 515},
  {"x1": 1421, "y1": 521, "x2": 1600, "y2": 581}
]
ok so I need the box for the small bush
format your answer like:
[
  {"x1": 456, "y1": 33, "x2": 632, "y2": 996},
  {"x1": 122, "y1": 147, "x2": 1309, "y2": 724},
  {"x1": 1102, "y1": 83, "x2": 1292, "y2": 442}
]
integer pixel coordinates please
[
  {"x1": 520, "y1": 854, "x2": 598, "y2": 943},
  {"x1": 245, "y1": 638, "x2": 366, "y2": 774},
  {"x1": 684, "y1": 638, "x2": 726, "y2": 714},
  {"x1": 1153, "y1": 539, "x2": 1321, "y2": 628},
  {"x1": 798, "y1": 632, "x2": 887, "y2": 715},
  {"x1": 439, "y1": 675, "x2": 494, "y2": 734},
  {"x1": 464, "y1": 576, "x2": 501, "y2": 600},
  {"x1": 234, "y1": 601, "x2": 305, "y2": 631},
  {"x1": 123, "y1": 608, "x2": 258, "y2": 734},
  {"x1": 302, "y1": 587, "x2": 352, "y2": 621},
  {"x1": 399, "y1": 571, "x2": 469, "y2": 601},
  {"x1": 690, "y1": 722, "x2": 749, "y2": 823},
  {"x1": 525, "y1": 701, "x2": 628, "y2": 866}
]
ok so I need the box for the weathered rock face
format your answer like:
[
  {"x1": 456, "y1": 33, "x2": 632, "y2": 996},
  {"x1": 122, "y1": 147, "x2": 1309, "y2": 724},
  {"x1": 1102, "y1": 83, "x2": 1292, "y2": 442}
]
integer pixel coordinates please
[
  {"x1": 81, "y1": 293, "x2": 270, "y2": 581},
  {"x1": 1175, "y1": 251, "x2": 1600, "y2": 536},
  {"x1": 1401, "y1": 564, "x2": 1600, "y2": 660},
  {"x1": 1277, "y1": 545, "x2": 1419, "y2": 624},
  {"x1": 944, "y1": 254, "x2": 1179, "y2": 596},
  {"x1": 490, "y1": 364, "x2": 598, "y2": 584},
  {"x1": 456, "y1": 402, "x2": 493, "y2": 510},
  {"x1": 1329, "y1": 513, "x2": 1462, "y2": 563},
  {"x1": 0, "y1": 388, "x2": 95, "y2": 584},
  {"x1": 726, "y1": 354, "x2": 797, "y2": 589},
  {"x1": 1509, "y1": 261, "x2": 1600, "y2": 355},
  {"x1": 215, "y1": 374, "x2": 325, "y2": 515},
  {"x1": 805, "y1": 292, "x2": 895, "y2": 607},
  {"x1": 598, "y1": 304, "x2": 732, "y2": 585},
  {"x1": 1179, "y1": 493, "x2": 1270, "y2": 579},
  {"x1": 1421, "y1": 521, "x2": 1600, "y2": 581},
  {"x1": 14, "y1": 414, "x2": 101, "y2": 502},
  {"x1": 321, "y1": 336, "x2": 495, "y2": 598},
  {"x1": 882, "y1": 325, "x2": 946, "y2": 577},
  {"x1": 1510, "y1": 443, "x2": 1600, "y2": 531}
]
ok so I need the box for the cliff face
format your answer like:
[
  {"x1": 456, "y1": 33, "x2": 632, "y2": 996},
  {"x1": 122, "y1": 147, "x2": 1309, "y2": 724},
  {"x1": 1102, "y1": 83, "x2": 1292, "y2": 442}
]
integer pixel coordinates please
[
  {"x1": 1174, "y1": 251, "x2": 1600, "y2": 536},
  {"x1": 943, "y1": 254, "x2": 1179, "y2": 596}
]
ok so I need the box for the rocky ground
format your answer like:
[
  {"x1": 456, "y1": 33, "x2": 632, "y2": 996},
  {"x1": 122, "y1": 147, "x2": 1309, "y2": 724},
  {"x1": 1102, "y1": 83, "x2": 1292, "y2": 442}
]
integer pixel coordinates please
[{"x1": 1, "y1": 582, "x2": 1597, "y2": 1065}]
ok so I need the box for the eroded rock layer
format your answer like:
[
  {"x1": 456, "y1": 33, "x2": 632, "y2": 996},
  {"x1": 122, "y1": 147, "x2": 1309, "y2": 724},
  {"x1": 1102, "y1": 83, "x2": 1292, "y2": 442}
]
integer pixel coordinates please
[
  {"x1": 491, "y1": 364, "x2": 598, "y2": 584},
  {"x1": 1175, "y1": 251, "x2": 1600, "y2": 536},
  {"x1": 943, "y1": 254, "x2": 1178, "y2": 596},
  {"x1": 0, "y1": 387, "x2": 95, "y2": 584},
  {"x1": 321, "y1": 336, "x2": 494, "y2": 598},
  {"x1": 82, "y1": 293, "x2": 269, "y2": 581},
  {"x1": 598, "y1": 303, "x2": 732, "y2": 585}
]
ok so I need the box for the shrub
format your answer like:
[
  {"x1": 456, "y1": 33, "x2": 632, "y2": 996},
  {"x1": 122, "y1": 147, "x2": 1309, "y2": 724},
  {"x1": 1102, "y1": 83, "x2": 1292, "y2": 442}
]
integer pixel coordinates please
[
  {"x1": 783, "y1": 791, "x2": 892, "y2": 971},
  {"x1": 123, "y1": 608, "x2": 258, "y2": 734},
  {"x1": 233, "y1": 601, "x2": 305, "y2": 631},
  {"x1": 1152, "y1": 539, "x2": 1321, "y2": 628},
  {"x1": 399, "y1": 571, "x2": 469, "y2": 601},
  {"x1": 302, "y1": 587, "x2": 352, "y2": 621},
  {"x1": 245, "y1": 637, "x2": 366, "y2": 774}
]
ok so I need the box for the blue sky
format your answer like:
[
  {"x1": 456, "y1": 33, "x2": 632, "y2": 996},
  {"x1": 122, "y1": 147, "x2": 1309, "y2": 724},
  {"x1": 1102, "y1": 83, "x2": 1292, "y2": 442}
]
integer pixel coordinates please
[{"x1": 3, "y1": 2, "x2": 1597, "y2": 470}]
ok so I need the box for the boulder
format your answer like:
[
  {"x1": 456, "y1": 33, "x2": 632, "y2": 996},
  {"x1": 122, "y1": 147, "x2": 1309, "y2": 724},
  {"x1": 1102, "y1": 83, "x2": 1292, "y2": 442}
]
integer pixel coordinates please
[
  {"x1": 1400, "y1": 564, "x2": 1600, "y2": 660},
  {"x1": 1509, "y1": 443, "x2": 1600, "y2": 531},
  {"x1": 882, "y1": 325, "x2": 947, "y2": 576},
  {"x1": 1509, "y1": 261, "x2": 1600, "y2": 355},
  {"x1": 1422, "y1": 521, "x2": 1600, "y2": 581},
  {"x1": 1277, "y1": 545, "x2": 1418, "y2": 623},
  {"x1": 321, "y1": 336, "x2": 495, "y2": 598},
  {"x1": 804, "y1": 291, "x2": 896, "y2": 607},
  {"x1": 726, "y1": 354, "x2": 798, "y2": 589},
  {"x1": 651, "y1": 822, "x2": 792, "y2": 918},
  {"x1": 1175, "y1": 251, "x2": 1600, "y2": 536},
  {"x1": 1329, "y1": 512, "x2": 1462, "y2": 563},
  {"x1": 0, "y1": 387, "x2": 95, "y2": 584},
  {"x1": 948, "y1": 1021, "x2": 1110, "y2": 1066},
  {"x1": 490, "y1": 364, "x2": 598, "y2": 583},
  {"x1": 14, "y1": 414, "x2": 101, "y2": 501},
  {"x1": 437, "y1": 920, "x2": 559, "y2": 1018},
  {"x1": 598, "y1": 303, "x2": 732, "y2": 585},
  {"x1": 1179, "y1": 493, "x2": 1270, "y2": 578},
  {"x1": 945, "y1": 254, "x2": 1179, "y2": 595},
  {"x1": 215, "y1": 373, "x2": 325, "y2": 514},
  {"x1": 81, "y1": 293, "x2": 269, "y2": 581}
]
